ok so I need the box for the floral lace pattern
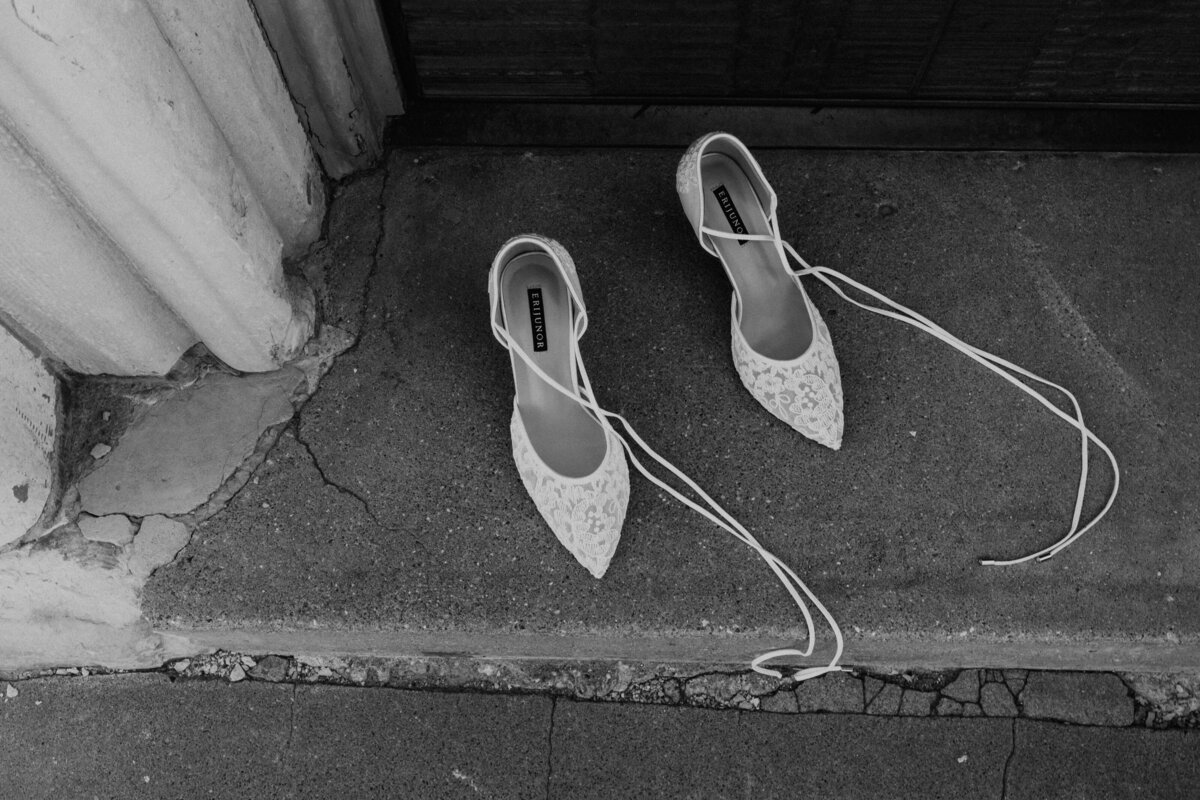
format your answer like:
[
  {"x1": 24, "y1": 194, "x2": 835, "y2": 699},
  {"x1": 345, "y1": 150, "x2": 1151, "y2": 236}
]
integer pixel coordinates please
[
  {"x1": 510, "y1": 406, "x2": 629, "y2": 579},
  {"x1": 675, "y1": 132, "x2": 710, "y2": 196},
  {"x1": 730, "y1": 297, "x2": 844, "y2": 450},
  {"x1": 676, "y1": 132, "x2": 729, "y2": 257}
]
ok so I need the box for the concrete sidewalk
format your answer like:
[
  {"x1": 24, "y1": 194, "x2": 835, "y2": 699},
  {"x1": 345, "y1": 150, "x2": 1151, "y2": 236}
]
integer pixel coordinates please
[
  {"x1": 133, "y1": 145, "x2": 1198, "y2": 674},
  {"x1": 1, "y1": 673, "x2": 1197, "y2": 799}
]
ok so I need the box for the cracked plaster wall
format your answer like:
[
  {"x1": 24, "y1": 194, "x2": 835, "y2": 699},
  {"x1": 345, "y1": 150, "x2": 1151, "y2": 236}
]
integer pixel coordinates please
[
  {"x1": 0, "y1": 0, "x2": 324, "y2": 374},
  {"x1": 0, "y1": 326, "x2": 55, "y2": 547},
  {"x1": 0, "y1": 153, "x2": 379, "y2": 672},
  {"x1": 252, "y1": 0, "x2": 404, "y2": 179},
  {"x1": 0, "y1": 0, "x2": 401, "y2": 626},
  {"x1": 145, "y1": 0, "x2": 327, "y2": 256}
]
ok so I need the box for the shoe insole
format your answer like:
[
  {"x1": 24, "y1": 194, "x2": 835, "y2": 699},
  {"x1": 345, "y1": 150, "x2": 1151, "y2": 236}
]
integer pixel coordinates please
[
  {"x1": 701, "y1": 152, "x2": 814, "y2": 361},
  {"x1": 500, "y1": 252, "x2": 607, "y2": 479}
]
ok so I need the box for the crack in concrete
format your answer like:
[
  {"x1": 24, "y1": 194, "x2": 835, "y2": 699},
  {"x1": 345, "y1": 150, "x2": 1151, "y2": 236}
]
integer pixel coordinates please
[
  {"x1": 865, "y1": 667, "x2": 961, "y2": 694},
  {"x1": 11, "y1": 0, "x2": 56, "y2": 44},
  {"x1": 359, "y1": 163, "x2": 392, "y2": 338},
  {"x1": 311, "y1": 153, "x2": 390, "y2": 359},
  {"x1": 284, "y1": 682, "x2": 297, "y2": 757},
  {"x1": 176, "y1": 164, "x2": 404, "y2": 549},
  {"x1": 289, "y1": 425, "x2": 427, "y2": 552},
  {"x1": 863, "y1": 677, "x2": 884, "y2": 712},
  {"x1": 544, "y1": 696, "x2": 556, "y2": 800},
  {"x1": 1000, "y1": 718, "x2": 1017, "y2": 800},
  {"x1": 1007, "y1": 672, "x2": 1026, "y2": 715},
  {"x1": 679, "y1": 667, "x2": 759, "y2": 684},
  {"x1": 178, "y1": 418, "x2": 293, "y2": 529},
  {"x1": 152, "y1": 653, "x2": 1198, "y2": 733}
]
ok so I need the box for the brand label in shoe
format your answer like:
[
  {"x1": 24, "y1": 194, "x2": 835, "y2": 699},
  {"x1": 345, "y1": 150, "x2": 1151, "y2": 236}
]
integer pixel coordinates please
[
  {"x1": 527, "y1": 287, "x2": 548, "y2": 352},
  {"x1": 712, "y1": 184, "x2": 748, "y2": 246}
]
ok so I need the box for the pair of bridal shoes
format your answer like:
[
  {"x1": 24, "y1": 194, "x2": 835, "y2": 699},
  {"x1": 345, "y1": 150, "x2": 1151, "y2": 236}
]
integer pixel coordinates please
[
  {"x1": 489, "y1": 134, "x2": 845, "y2": 578},
  {"x1": 488, "y1": 133, "x2": 1119, "y2": 681},
  {"x1": 487, "y1": 133, "x2": 844, "y2": 568}
]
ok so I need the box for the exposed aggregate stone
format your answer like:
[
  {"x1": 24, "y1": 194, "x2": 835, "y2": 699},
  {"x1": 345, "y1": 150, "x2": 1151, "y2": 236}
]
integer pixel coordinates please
[{"x1": 143, "y1": 650, "x2": 1200, "y2": 729}]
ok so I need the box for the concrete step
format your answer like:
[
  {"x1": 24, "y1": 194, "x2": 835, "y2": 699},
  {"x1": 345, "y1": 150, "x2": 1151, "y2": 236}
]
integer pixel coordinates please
[
  {"x1": 0, "y1": 672, "x2": 1196, "y2": 798},
  {"x1": 135, "y1": 144, "x2": 1199, "y2": 675}
]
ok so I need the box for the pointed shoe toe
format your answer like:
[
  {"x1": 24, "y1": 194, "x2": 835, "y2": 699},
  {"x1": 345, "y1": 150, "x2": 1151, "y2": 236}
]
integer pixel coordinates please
[
  {"x1": 490, "y1": 235, "x2": 631, "y2": 579},
  {"x1": 677, "y1": 132, "x2": 847, "y2": 447},
  {"x1": 510, "y1": 405, "x2": 629, "y2": 578},
  {"x1": 730, "y1": 300, "x2": 844, "y2": 450}
]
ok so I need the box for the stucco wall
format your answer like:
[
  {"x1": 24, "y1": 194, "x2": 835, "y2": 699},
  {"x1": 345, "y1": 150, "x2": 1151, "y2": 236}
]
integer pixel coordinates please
[
  {"x1": 146, "y1": 0, "x2": 327, "y2": 257},
  {"x1": 0, "y1": 0, "x2": 403, "y2": 376},
  {"x1": 254, "y1": 0, "x2": 404, "y2": 178},
  {"x1": 0, "y1": 0, "x2": 323, "y2": 375},
  {"x1": 0, "y1": 325, "x2": 55, "y2": 547}
]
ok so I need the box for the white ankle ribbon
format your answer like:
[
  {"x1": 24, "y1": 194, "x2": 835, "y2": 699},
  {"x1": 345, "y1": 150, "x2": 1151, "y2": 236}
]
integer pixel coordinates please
[
  {"x1": 701, "y1": 224, "x2": 1120, "y2": 566},
  {"x1": 490, "y1": 225, "x2": 1119, "y2": 682},
  {"x1": 492, "y1": 293, "x2": 844, "y2": 682}
]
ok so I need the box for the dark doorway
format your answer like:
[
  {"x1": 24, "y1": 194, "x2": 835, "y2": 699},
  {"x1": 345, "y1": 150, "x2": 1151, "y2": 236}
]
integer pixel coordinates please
[{"x1": 383, "y1": 0, "x2": 1200, "y2": 108}]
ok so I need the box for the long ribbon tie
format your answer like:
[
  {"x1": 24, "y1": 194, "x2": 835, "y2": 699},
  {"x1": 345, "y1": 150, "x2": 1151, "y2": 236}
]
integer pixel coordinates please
[
  {"x1": 491, "y1": 226, "x2": 1119, "y2": 682},
  {"x1": 700, "y1": 224, "x2": 1120, "y2": 567},
  {"x1": 492, "y1": 292, "x2": 843, "y2": 682}
]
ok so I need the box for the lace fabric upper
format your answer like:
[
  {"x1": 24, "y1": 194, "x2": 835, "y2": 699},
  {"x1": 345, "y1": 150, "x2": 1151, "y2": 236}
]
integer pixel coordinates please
[
  {"x1": 679, "y1": 131, "x2": 845, "y2": 448},
  {"x1": 492, "y1": 235, "x2": 629, "y2": 579},
  {"x1": 509, "y1": 401, "x2": 628, "y2": 579},
  {"x1": 490, "y1": 234, "x2": 845, "y2": 682},
  {"x1": 730, "y1": 293, "x2": 844, "y2": 449}
]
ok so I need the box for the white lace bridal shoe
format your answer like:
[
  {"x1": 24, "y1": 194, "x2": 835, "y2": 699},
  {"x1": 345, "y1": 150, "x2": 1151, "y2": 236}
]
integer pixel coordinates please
[
  {"x1": 677, "y1": 132, "x2": 844, "y2": 449},
  {"x1": 679, "y1": 133, "x2": 1117, "y2": 568},
  {"x1": 489, "y1": 235, "x2": 630, "y2": 578},
  {"x1": 490, "y1": 235, "x2": 845, "y2": 681}
]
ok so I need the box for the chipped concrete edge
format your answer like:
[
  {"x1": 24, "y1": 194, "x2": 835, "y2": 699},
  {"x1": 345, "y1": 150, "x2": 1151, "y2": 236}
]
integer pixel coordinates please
[
  {"x1": 174, "y1": 326, "x2": 353, "y2": 530},
  {"x1": 3, "y1": 648, "x2": 1196, "y2": 731},
  {"x1": 156, "y1": 626, "x2": 1200, "y2": 674},
  {"x1": 88, "y1": 626, "x2": 1193, "y2": 728},
  {"x1": 0, "y1": 327, "x2": 355, "y2": 673},
  {"x1": 2, "y1": 167, "x2": 377, "y2": 674}
]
